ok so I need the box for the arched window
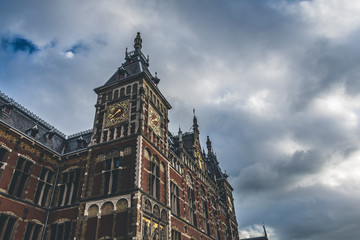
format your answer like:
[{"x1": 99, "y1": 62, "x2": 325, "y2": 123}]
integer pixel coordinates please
[
  {"x1": 57, "y1": 168, "x2": 80, "y2": 206},
  {"x1": 85, "y1": 204, "x2": 99, "y2": 240},
  {"x1": 161, "y1": 162, "x2": 166, "y2": 204},
  {"x1": 49, "y1": 219, "x2": 72, "y2": 240},
  {"x1": 24, "y1": 221, "x2": 43, "y2": 240},
  {"x1": 0, "y1": 212, "x2": 17, "y2": 239},
  {"x1": 8, "y1": 156, "x2": 33, "y2": 198},
  {"x1": 34, "y1": 167, "x2": 55, "y2": 206},
  {"x1": 201, "y1": 186, "x2": 209, "y2": 234},
  {"x1": 170, "y1": 181, "x2": 180, "y2": 216},
  {"x1": 120, "y1": 88, "x2": 125, "y2": 97},
  {"x1": 186, "y1": 173, "x2": 197, "y2": 227},
  {"x1": 113, "y1": 89, "x2": 119, "y2": 100},
  {"x1": 126, "y1": 86, "x2": 131, "y2": 95},
  {"x1": 132, "y1": 83, "x2": 138, "y2": 94},
  {"x1": 149, "y1": 156, "x2": 160, "y2": 200},
  {"x1": 103, "y1": 150, "x2": 121, "y2": 195},
  {"x1": 107, "y1": 92, "x2": 112, "y2": 101}
]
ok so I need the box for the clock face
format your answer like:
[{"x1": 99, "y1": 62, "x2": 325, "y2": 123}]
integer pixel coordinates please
[
  {"x1": 105, "y1": 100, "x2": 130, "y2": 127},
  {"x1": 148, "y1": 105, "x2": 161, "y2": 136}
]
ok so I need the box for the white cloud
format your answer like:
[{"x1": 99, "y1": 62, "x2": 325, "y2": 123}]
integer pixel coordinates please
[
  {"x1": 65, "y1": 51, "x2": 74, "y2": 58},
  {"x1": 285, "y1": 0, "x2": 360, "y2": 40}
]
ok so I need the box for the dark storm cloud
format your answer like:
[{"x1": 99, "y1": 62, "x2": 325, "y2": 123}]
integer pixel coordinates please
[
  {"x1": 1, "y1": 0, "x2": 360, "y2": 239},
  {"x1": 290, "y1": 37, "x2": 360, "y2": 110},
  {"x1": 1, "y1": 35, "x2": 39, "y2": 54}
]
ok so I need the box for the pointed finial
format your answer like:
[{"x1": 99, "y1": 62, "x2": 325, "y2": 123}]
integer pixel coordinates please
[
  {"x1": 193, "y1": 108, "x2": 198, "y2": 129},
  {"x1": 206, "y1": 136, "x2": 212, "y2": 154},
  {"x1": 134, "y1": 32, "x2": 142, "y2": 50},
  {"x1": 152, "y1": 72, "x2": 160, "y2": 85},
  {"x1": 125, "y1": 47, "x2": 130, "y2": 60},
  {"x1": 263, "y1": 224, "x2": 268, "y2": 238}
]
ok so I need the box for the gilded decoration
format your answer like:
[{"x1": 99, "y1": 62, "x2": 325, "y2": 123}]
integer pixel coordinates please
[
  {"x1": 148, "y1": 104, "x2": 161, "y2": 136},
  {"x1": 0, "y1": 128, "x2": 17, "y2": 143},
  {"x1": 20, "y1": 142, "x2": 40, "y2": 156},
  {"x1": 105, "y1": 100, "x2": 130, "y2": 127},
  {"x1": 142, "y1": 217, "x2": 166, "y2": 240}
]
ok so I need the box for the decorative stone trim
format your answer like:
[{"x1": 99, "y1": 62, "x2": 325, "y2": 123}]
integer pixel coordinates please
[
  {"x1": 17, "y1": 153, "x2": 35, "y2": 163},
  {"x1": 84, "y1": 194, "x2": 131, "y2": 216}
]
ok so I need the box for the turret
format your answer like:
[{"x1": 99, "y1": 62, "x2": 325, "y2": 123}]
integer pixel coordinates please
[{"x1": 206, "y1": 136, "x2": 212, "y2": 155}]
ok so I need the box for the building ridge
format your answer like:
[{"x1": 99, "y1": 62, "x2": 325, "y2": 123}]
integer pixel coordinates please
[
  {"x1": 67, "y1": 129, "x2": 92, "y2": 139},
  {"x1": 0, "y1": 90, "x2": 66, "y2": 138}
]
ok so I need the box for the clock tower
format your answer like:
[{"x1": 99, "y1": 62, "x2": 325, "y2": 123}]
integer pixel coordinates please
[{"x1": 78, "y1": 32, "x2": 172, "y2": 239}]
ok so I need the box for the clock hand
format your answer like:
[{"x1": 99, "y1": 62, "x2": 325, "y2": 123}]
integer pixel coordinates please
[
  {"x1": 113, "y1": 108, "x2": 122, "y2": 117},
  {"x1": 108, "y1": 108, "x2": 122, "y2": 119}
]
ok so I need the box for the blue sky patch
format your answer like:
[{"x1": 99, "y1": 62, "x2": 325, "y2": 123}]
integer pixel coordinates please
[{"x1": 1, "y1": 35, "x2": 39, "y2": 54}]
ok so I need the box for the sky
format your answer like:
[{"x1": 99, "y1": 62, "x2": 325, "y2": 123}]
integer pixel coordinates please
[{"x1": 1, "y1": 0, "x2": 360, "y2": 239}]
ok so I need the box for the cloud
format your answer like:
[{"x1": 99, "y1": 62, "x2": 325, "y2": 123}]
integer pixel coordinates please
[{"x1": 1, "y1": 0, "x2": 360, "y2": 239}]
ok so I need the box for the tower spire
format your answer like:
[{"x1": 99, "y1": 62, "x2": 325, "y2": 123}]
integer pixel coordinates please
[
  {"x1": 263, "y1": 224, "x2": 268, "y2": 238},
  {"x1": 134, "y1": 32, "x2": 142, "y2": 50},
  {"x1": 193, "y1": 108, "x2": 198, "y2": 133},
  {"x1": 206, "y1": 136, "x2": 212, "y2": 155}
]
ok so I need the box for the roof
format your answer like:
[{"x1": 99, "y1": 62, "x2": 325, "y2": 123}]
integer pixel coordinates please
[
  {"x1": 242, "y1": 237, "x2": 268, "y2": 240},
  {"x1": 0, "y1": 90, "x2": 90, "y2": 155}
]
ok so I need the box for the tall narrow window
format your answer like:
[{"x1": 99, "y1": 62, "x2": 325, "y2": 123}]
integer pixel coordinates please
[
  {"x1": 171, "y1": 229, "x2": 181, "y2": 240},
  {"x1": 34, "y1": 167, "x2": 54, "y2": 206},
  {"x1": 114, "y1": 90, "x2": 119, "y2": 99},
  {"x1": 103, "y1": 150, "x2": 122, "y2": 195},
  {"x1": 186, "y1": 173, "x2": 196, "y2": 227},
  {"x1": 126, "y1": 86, "x2": 131, "y2": 95},
  {"x1": 57, "y1": 169, "x2": 80, "y2": 206},
  {"x1": 149, "y1": 156, "x2": 160, "y2": 200},
  {"x1": 24, "y1": 221, "x2": 42, "y2": 240},
  {"x1": 160, "y1": 162, "x2": 167, "y2": 204},
  {"x1": 120, "y1": 88, "x2": 125, "y2": 97},
  {"x1": 201, "y1": 186, "x2": 209, "y2": 234},
  {"x1": 170, "y1": 182, "x2": 180, "y2": 216},
  {"x1": 0, "y1": 213, "x2": 17, "y2": 240},
  {"x1": 8, "y1": 157, "x2": 33, "y2": 198},
  {"x1": 49, "y1": 221, "x2": 71, "y2": 240}
]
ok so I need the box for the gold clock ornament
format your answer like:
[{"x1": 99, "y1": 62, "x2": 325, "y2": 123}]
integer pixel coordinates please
[
  {"x1": 196, "y1": 151, "x2": 203, "y2": 170},
  {"x1": 148, "y1": 105, "x2": 161, "y2": 136},
  {"x1": 227, "y1": 196, "x2": 234, "y2": 212},
  {"x1": 105, "y1": 100, "x2": 130, "y2": 127}
]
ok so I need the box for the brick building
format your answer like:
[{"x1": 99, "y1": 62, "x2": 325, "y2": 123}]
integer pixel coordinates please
[{"x1": 0, "y1": 33, "x2": 239, "y2": 239}]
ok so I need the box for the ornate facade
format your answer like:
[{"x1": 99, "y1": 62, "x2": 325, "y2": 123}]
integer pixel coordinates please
[{"x1": 0, "y1": 33, "x2": 239, "y2": 239}]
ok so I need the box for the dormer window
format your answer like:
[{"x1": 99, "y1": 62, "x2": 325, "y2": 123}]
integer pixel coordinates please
[
  {"x1": 2, "y1": 104, "x2": 13, "y2": 116},
  {"x1": 26, "y1": 125, "x2": 39, "y2": 138},
  {"x1": 76, "y1": 136, "x2": 87, "y2": 149}
]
